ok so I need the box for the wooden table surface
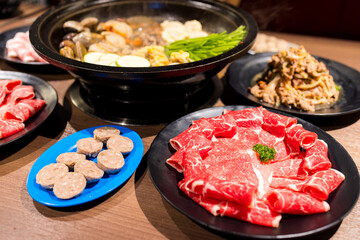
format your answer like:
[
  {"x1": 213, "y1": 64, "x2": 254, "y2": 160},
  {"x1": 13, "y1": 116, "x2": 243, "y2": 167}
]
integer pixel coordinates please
[{"x1": 0, "y1": 3, "x2": 359, "y2": 240}]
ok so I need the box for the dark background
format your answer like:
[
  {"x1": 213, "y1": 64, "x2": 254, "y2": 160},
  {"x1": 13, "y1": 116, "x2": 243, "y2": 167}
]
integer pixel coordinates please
[
  {"x1": 5, "y1": 0, "x2": 360, "y2": 41},
  {"x1": 239, "y1": 0, "x2": 360, "y2": 40}
]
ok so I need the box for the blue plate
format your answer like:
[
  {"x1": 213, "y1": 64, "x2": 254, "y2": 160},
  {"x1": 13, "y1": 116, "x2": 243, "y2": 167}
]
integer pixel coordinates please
[{"x1": 26, "y1": 125, "x2": 143, "y2": 207}]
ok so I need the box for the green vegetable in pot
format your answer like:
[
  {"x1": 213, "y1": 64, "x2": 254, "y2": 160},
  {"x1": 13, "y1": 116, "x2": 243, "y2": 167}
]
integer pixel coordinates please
[{"x1": 165, "y1": 25, "x2": 247, "y2": 61}]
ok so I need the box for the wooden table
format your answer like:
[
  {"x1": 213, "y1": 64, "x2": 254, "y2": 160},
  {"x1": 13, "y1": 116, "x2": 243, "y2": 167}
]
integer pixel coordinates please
[{"x1": 0, "y1": 3, "x2": 359, "y2": 240}]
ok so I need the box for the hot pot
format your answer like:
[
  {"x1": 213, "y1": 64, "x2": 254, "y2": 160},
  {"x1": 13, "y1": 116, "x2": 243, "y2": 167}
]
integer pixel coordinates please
[{"x1": 30, "y1": 0, "x2": 257, "y2": 125}]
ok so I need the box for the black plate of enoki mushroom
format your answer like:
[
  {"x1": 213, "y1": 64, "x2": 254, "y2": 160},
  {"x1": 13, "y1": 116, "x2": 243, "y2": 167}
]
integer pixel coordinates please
[{"x1": 26, "y1": 125, "x2": 143, "y2": 207}]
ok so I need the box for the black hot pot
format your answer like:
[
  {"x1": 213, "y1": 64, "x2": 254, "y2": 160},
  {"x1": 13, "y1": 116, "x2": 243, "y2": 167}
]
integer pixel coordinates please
[{"x1": 30, "y1": 0, "x2": 257, "y2": 125}]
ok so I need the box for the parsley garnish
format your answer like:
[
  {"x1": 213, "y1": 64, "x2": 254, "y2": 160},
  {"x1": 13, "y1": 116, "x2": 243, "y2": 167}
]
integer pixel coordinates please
[
  {"x1": 335, "y1": 84, "x2": 341, "y2": 91},
  {"x1": 253, "y1": 144, "x2": 276, "y2": 163}
]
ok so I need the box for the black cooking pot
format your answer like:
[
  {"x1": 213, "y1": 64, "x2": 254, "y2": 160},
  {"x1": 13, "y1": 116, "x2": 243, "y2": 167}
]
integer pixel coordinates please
[
  {"x1": 30, "y1": 0, "x2": 257, "y2": 82},
  {"x1": 30, "y1": 0, "x2": 257, "y2": 124}
]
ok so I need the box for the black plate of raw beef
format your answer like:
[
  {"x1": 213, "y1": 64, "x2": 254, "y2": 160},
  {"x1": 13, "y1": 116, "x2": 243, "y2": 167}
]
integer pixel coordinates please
[
  {"x1": 147, "y1": 105, "x2": 359, "y2": 239},
  {"x1": 0, "y1": 71, "x2": 57, "y2": 147}
]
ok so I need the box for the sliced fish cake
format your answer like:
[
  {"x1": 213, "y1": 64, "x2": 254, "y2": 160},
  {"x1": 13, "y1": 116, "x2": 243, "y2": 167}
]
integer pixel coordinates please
[
  {"x1": 93, "y1": 126, "x2": 120, "y2": 144},
  {"x1": 36, "y1": 163, "x2": 69, "y2": 189},
  {"x1": 76, "y1": 137, "x2": 103, "y2": 158},
  {"x1": 74, "y1": 159, "x2": 104, "y2": 182},
  {"x1": 53, "y1": 172, "x2": 87, "y2": 199},
  {"x1": 97, "y1": 149, "x2": 124, "y2": 173},
  {"x1": 107, "y1": 135, "x2": 134, "y2": 154},
  {"x1": 56, "y1": 152, "x2": 86, "y2": 169}
]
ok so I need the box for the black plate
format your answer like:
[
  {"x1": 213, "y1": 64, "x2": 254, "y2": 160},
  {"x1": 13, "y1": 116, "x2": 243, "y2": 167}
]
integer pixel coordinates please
[
  {"x1": 147, "y1": 105, "x2": 360, "y2": 239},
  {"x1": 226, "y1": 52, "x2": 360, "y2": 117},
  {"x1": 0, "y1": 26, "x2": 50, "y2": 67},
  {"x1": 0, "y1": 71, "x2": 58, "y2": 147}
]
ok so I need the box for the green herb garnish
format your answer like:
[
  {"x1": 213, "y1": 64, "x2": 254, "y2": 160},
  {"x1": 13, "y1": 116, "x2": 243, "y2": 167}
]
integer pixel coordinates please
[
  {"x1": 253, "y1": 144, "x2": 276, "y2": 163},
  {"x1": 164, "y1": 25, "x2": 247, "y2": 61},
  {"x1": 335, "y1": 84, "x2": 341, "y2": 91}
]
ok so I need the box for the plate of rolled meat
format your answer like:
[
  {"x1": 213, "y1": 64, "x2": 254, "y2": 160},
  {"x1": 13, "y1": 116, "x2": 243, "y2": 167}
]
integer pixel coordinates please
[
  {"x1": 147, "y1": 105, "x2": 360, "y2": 239},
  {"x1": 0, "y1": 70, "x2": 57, "y2": 147},
  {"x1": 0, "y1": 26, "x2": 49, "y2": 67}
]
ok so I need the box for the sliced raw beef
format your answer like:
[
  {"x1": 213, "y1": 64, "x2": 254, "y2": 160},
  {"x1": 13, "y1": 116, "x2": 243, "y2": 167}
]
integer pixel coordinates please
[
  {"x1": 285, "y1": 124, "x2": 317, "y2": 154},
  {"x1": 179, "y1": 181, "x2": 282, "y2": 227},
  {"x1": 204, "y1": 139, "x2": 260, "y2": 183},
  {"x1": 253, "y1": 129, "x2": 292, "y2": 163},
  {"x1": 0, "y1": 119, "x2": 24, "y2": 139},
  {"x1": 232, "y1": 200, "x2": 282, "y2": 228},
  {"x1": 271, "y1": 168, "x2": 345, "y2": 201},
  {"x1": 0, "y1": 79, "x2": 22, "y2": 105},
  {"x1": 223, "y1": 200, "x2": 282, "y2": 228},
  {"x1": 171, "y1": 123, "x2": 206, "y2": 150},
  {"x1": 270, "y1": 154, "x2": 308, "y2": 179},
  {"x1": 178, "y1": 182, "x2": 227, "y2": 216},
  {"x1": 271, "y1": 141, "x2": 291, "y2": 162},
  {"x1": 0, "y1": 79, "x2": 46, "y2": 139},
  {"x1": 166, "y1": 147, "x2": 186, "y2": 173},
  {"x1": 258, "y1": 128, "x2": 284, "y2": 147},
  {"x1": 233, "y1": 127, "x2": 260, "y2": 149},
  {"x1": 0, "y1": 104, "x2": 8, "y2": 119},
  {"x1": 206, "y1": 113, "x2": 237, "y2": 138},
  {"x1": 180, "y1": 139, "x2": 261, "y2": 206},
  {"x1": 187, "y1": 135, "x2": 214, "y2": 157},
  {"x1": 204, "y1": 143, "x2": 269, "y2": 200},
  {"x1": 302, "y1": 168, "x2": 344, "y2": 200},
  {"x1": 270, "y1": 177, "x2": 305, "y2": 192},
  {"x1": 170, "y1": 127, "x2": 213, "y2": 156},
  {"x1": 4, "y1": 85, "x2": 35, "y2": 105},
  {"x1": 166, "y1": 107, "x2": 344, "y2": 228},
  {"x1": 191, "y1": 118, "x2": 215, "y2": 140},
  {"x1": 201, "y1": 178, "x2": 257, "y2": 207},
  {"x1": 170, "y1": 124, "x2": 195, "y2": 150},
  {"x1": 266, "y1": 188, "x2": 330, "y2": 214},
  {"x1": 205, "y1": 151, "x2": 260, "y2": 184},
  {"x1": 179, "y1": 177, "x2": 257, "y2": 207},
  {"x1": 166, "y1": 137, "x2": 214, "y2": 174},
  {"x1": 182, "y1": 145, "x2": 206, "y2": 179},
  {"x1": 223, "y1": 106, "x2": 263, "y2": 128},
  {"x1": 261, "y1": 109, "x2": 297, "y2": 139},
  {"x1": 0, "y1": 85, "x2": 36, "y2": 119},
  {"x1": 303, "y1": 140, "x2": 331, "y2": 173},
  {"x1": 178, "y1": 178, "x2": 206, "y2": 195},
  {"x1": 4, "y1": 98, "x2": 45, "y2": 122},
  {"x1": 213, "y1": 136, "x2": 256, "y2": 153}
]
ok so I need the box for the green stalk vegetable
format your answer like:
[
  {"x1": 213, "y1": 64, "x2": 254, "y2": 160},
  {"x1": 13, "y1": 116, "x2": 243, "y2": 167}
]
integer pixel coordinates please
[{"x1": 164, "y1": 25, "x2": 247, "y2": 61}]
